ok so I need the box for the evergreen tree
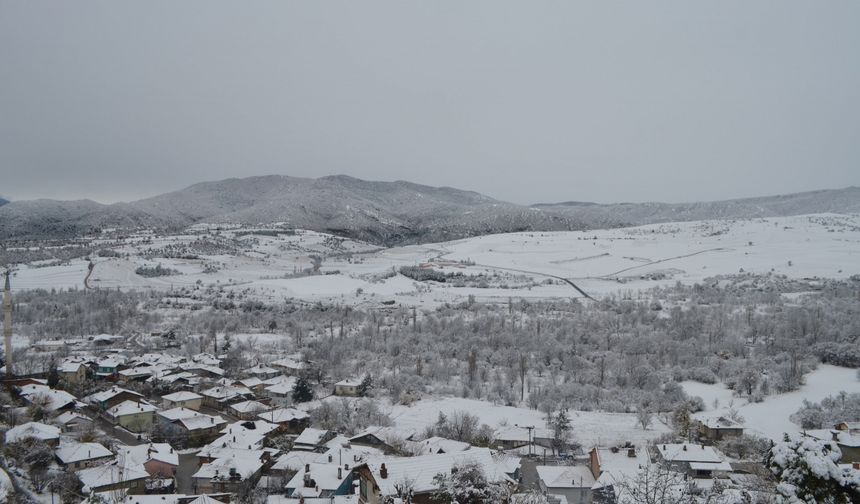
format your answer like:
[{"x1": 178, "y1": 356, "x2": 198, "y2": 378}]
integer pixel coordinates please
[
  {"x1": 292, "y1": 374, "x2": 314, "y2": 403},
  {"x1": 357, "y1": 374, "x2": 373, "y2": 397}
]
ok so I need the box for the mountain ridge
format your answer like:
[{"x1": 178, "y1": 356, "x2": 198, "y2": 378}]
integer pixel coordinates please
[{"x1": 1, "y1": 176, "x2": 858, "y2": 245}]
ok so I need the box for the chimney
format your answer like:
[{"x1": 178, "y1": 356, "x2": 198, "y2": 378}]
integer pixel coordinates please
[
  {"x1": 380, "y1": 463, "x2": 388, "y2": 479},
  {"x1": 338, "y1": 467, "x2": 342, "y2": 479},
  {"x1": 4, "y1": 270, "x2": 13, "y2": 378},
  {"x1": 682, "y1": 445, "x2": 687, "y2": 451},
  {"x1": 853, "y1": 462, "x2": 859, "y2": 470},
  {"x1": 305, "y1": 464, "x2": 310, "y2": 473},
  {"x1": 344, "y1": 464, "x2": 349, "y2": 471},
  {"x1": 627, "y1": 448, "x2": 636, "y2": 458},
  {"x1": 328, "y1": 454, "x2": 333, "y2": 463}
]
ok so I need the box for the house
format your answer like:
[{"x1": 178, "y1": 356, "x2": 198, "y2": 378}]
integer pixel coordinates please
[
  {"x1": 198, "y1": 420, "x2": 281, "y2": 460},
  {"x1": 192, "y1": 451, "x2": 267, "y2": 494},
  {"x1": 334, "y1": 378, "x2": 362, "y2": 397},
  {"x1": 245, "y1": 364, "x2": 281, "y2": 380},
  {"x1": 535, "y1": 465, "x2": 596, "y2": 504},
  {"x1": 270, "y1": 355, "x2": 308, "y2": 376},
  {"x1": 56, "y1": 442, "x2": 114, "y2": 469},
  {"x1": 406, "y1": 436, "x2": 471, "y2": 456},
  {"x1": 237, "y1": 377, "x2": 266, "y2": 393},
  {"x1": 95, "y1": 356, "x2": 127, "y2": 379},
  {"x1": 17, "y1": 384, "x2": 77, "y2": 412},
  {"x1": 106, "y1": 400, "x2": 159, "y2": 433},
  {"x1": 588, "y1": 445, "x2": 667, "y2": 504},
  {"x1": 84, "y1": 386, "x2": 145, "y2": 410},
  {"x1": 286, "y1": 462, "x2": 354, "y2": 498},
  {"x1": 162, "y1": 391, "x2": 204, "y2": 411},
  {"x1": 696, "y1": 416, "x2": 744, "y2": 441},
  {"x1": 350, "y1": 426, "x2": 416, "y2": 454},
  {"x1": 355, "y1": 447, "x2": 515, "y2": 504},
  {"x1": 153, "y1": 372, "x2": 203, "y2": 391},
  {"x1": 58, "y1": 359, "x2": 89, "y2": 384},
  {"x1": 229, "y1": 400, "x2": 272, "y2": 420},
  {"x1": 5, "y1": 421, "x2": 61, "y2": 446},
  {"x1": 493, "y1": 425, "x2": 554, "y2": 452},
  {"x1": 259, "y1": 408, "x2": 311, "y2": 434},
  {"x1": 805, "y1": 429, "x2": 860, "y2": 464},
  {"x1": 157, "y1": 407, "x2": 227, "y2": 444},
  {"x1": 112, "y1": 494, "x2": 233, "y2": 504},
  {"x1": 294, "y1": 428, "x2": 336, "y2": 452},
  {"x1": 116, "y1": 443, "x2": 180, "y2": 478},
  {"x1": 264, "y1": 378, "x2": 298, "y2": 400},
  {"x1": 54, "y1": 411, "x2": 95, "y2": 433},
  {"x1": 180, "y1": 363, "x2": 226, "y2": 379},
  {"x1": 200, "y1": 385, "x2": 255, "y2": 409},
  {"x1": 268, "y1": 496, "x2": 357, "y2": 504},
  {"x1": 655, "y1": 443, "x2": 733, "y2": 478},
  {"x1": 76, "y1": 461, "x2": 149, "y2": 495},
  {"x1": 835, "y1": 421, "x2": 860, "y2": 435},
  {"x1": 269, "y1": 451, "x2": 327, "y2": 480}
]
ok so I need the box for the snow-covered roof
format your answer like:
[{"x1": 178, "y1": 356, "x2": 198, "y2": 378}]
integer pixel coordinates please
[
  {"x1": 408, "y1": 436, "x2": 471, "y2": 455},
  {"x1": 192, "y1": 452, "x2": 265, "y2": 481},
  {"x1": 162, "y1": 391, "x2": 203, "y2": 402},
  {"x1": 265, "y1": 381, "x2": 296, "y2": 395},
  {"x1": 18, "y1": 384, "x2": 77, "y2": 412},
  {"x1": 54, "y1": 411, "x2": 92, "y2": 426},
  {"x1": 229, "y1": 400, "x2": 271, "y2": 415},
  {"x1": 270, "y1": 355, "x2": 306, "y2": 370},
  {"x1": 107, "y1": 400, "x2": 158, "y2": 418},
  {"x1": 5, "y1": 421, "x2": 61, "y2": 443},
  {"x1": 238, "y1": 377, "x2": 264, "y2": 388},
  {"x1": 805, "y1": 429, "x2": 860, "y2": 448},
  {"x1": 58, "y1": 360, "x2": 87, "y2": 373},
  {"x1": 351, "y1": 425, "x2": 416, "y2": 445},
  {"x1": 76, "y1": 462, "x2": 148, "y2": 491},
  {"x1": 200, "y1": 385, "x2": 253, "y2": 401},
  {"x1": 114, "y1": 495, "x2": 231, "y2": 504},
  {"x1": 294, "y1": 428, "x2": 330, "y2": 447},
  {"x1": 699, "y1": 416, "x2": 744, "y2": 429},
  {"x1": 272, "y1": 451, "x2": 327, "y2": 472},
  {"x1": 180, "y1": 414, "x2": 228, "y2": 432},
  {"x1": 364, "y1": 447, "x2": 514, "y2": 495},
  {"x1": 258, "y1": 407, "x2": 310, "y2": 424},
  {"x1": 657, "y1": 443, "x2": 724, "y2": 464},
  {"x1": 267, "y1": 496, "x2": 356, "y2": 504},
  {"x1": 116, "y1": 442, "x2": 179, "y2": 467},
  {"x1": 84, "y1": 386, "x2": 143, "y2": 404},
  {"x1": 245, "y1": 364, "x2": 279, "y2": 375},
  {"x1": 536, "y1": 465, "x2": 596, "y2": 489},
  {"x1": 335, "y1": 378, "x2": 362, "y2": 387},
  {"x1": 56, "y1": 442, "x2": 113, "y2": 464},
  {"x1": 286, "y1": 462, "x2": 351, "y2": 496}
]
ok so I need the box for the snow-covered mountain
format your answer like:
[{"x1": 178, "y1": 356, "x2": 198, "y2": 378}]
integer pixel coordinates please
[
  {"x1": 0, "y1": 175, "x2": 582, "y2": 244},
  {"x1": 2, "y1": 176, "x2": 858, "y2": 245},
  {"x1": 533, "y1": 186, "x2": 860, "y2": 228}
]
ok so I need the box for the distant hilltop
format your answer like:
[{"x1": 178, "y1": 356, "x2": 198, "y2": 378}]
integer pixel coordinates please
[{"x1": 1, "y1": 175, "x2": 858, "y2": 246}]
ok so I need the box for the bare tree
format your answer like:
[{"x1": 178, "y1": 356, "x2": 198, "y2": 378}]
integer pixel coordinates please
[{"x1": 615, "y1": 464, "x2": 691, "y2": 504}]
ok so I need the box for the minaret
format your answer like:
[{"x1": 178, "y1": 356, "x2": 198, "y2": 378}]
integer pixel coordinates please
[{"x1": 4, "y1": 271, "x2": 12, "y2": 378}]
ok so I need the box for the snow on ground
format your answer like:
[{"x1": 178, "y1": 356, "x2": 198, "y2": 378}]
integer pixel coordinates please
[
  {"x1": 686, "y1": 365, "x2": 860, "y2": 441},
  {"x1": 387, "y1": 397, "x2": 671, "y2": 448},
  {"x1": 10, "y1": 213, "x2": 860, "y2": 307},
  {"x1": 0, "y1": 467, "x2": 12, "y2": 498},
  {"x1": 680, "y1": 381, "x2": 739, "y2": 412}
]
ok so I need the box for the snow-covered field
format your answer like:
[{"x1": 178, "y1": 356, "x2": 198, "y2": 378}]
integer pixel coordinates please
[
  {"x1": 684, "y1": 364, "x2": 860, "y2": 441},
  {"x1": 10, "y1": 213, "x2": 860, "y2": 307},
  {"x1": 387, "y1": 397, "x2": 671, "y2": 449}
]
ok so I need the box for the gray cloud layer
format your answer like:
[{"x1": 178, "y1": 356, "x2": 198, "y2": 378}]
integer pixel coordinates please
[{"x1": 1, "y1": 1, "x2": 858, "y2": 204}]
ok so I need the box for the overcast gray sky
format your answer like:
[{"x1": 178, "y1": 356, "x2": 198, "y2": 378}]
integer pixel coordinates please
[{"x1": 1, "y1": 1, "x2": 858, "y2": 205}]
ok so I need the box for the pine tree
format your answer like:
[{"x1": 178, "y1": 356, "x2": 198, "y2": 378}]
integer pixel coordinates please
[
  {"x1": 357, "y1": 374, "x2": 373, "y2": 397},
  {"x1": 292, "y1": 375, "x2": 313, "y2": 403}
]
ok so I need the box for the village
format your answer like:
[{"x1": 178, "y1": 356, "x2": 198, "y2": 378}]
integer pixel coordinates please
[{"x1": 1, "y1": 268, "x2": 858, "y2": 504}]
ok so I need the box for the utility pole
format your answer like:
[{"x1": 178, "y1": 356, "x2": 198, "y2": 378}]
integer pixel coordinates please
[{"x1": 4, "y1": 270, "x2": 12, "y2": 378}]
